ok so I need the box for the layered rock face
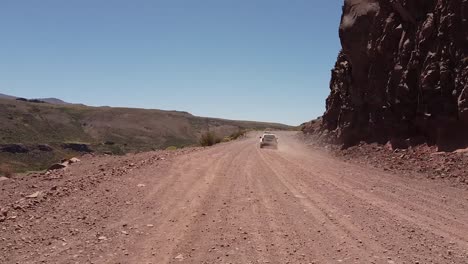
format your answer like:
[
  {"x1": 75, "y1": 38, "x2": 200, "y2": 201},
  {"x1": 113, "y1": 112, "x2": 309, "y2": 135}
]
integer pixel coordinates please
[{"x1": 320, "y1": 0, "x2": 468, "y2": 150}]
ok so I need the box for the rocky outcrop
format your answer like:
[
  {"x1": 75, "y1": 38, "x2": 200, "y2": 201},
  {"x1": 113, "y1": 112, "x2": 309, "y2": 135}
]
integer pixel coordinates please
[
  {"x1": 0, "y1": 144, "x2": 29, "y2": 153},
  {"x1": 0, "y1": 144, "x2": 54, "y2": 153},
  {"x1": 318, "y1": 0, "x2": 468, "y2": 151},
  {"x1": 47, "y1": 163, "x2": 68, "y2": 171},
  {"x1": 36, "y1": 144, "x2": 53, "y2": 152},
  {"x1": 48, "y1": 157, "x2": 81, "y2": 171},
  {"x1": 61, "y1": 143, "x2": 93, "y2": 153}
]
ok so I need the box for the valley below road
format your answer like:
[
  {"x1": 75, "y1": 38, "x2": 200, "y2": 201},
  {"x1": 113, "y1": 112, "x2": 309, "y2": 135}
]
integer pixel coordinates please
[{"x1": 1, "y1": 132, "x2": 468, "y2": 264}]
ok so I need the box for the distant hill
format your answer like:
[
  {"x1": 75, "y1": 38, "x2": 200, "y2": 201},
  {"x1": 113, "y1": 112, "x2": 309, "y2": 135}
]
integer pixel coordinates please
[
  {"x1": 0, "y1": 93, "x2": 18, "y2": 100},
  {"x1": 0, "y1": 92, "x2": 71, "y2": 105},
  {"x1": 38, "y1": 98, "x2": 70, "y2": 105},
  {"x1": 0, "y1": 98, "x2": 292, "y2": 173}
]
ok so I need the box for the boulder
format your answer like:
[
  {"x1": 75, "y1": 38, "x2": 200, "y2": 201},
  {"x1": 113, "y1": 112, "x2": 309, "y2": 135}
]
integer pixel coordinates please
[
  {"x1": 0, "y1": 176, "x2": 9, "y2": 182},
  {"x1": 386, "y1": 138, "x2": 409, "y2": 151},
  {"x1": 68, "y1": 157, "x2": 81, "y2": 164},
  {"x1": 0, "y1": 208, "x2": 8, "y2": 222},
  {"x1": 26, "y1": 191, "x2": 42, "y2": 199},
  {"x1": 48, "y1": 163, "x2": 67, "y2": 171},
  {"x1": 1, "y1": 207, "x2": 8, "y2": 216}
]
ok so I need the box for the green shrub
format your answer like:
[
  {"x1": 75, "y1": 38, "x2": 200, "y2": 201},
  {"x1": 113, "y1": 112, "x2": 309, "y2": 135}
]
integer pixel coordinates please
[
  {"x1": 166, "y1": 146, "x2": 178, "y2": 151},
  {"x1": 222, "y1": 136, "x2": 232, "y2": 142},
  {"x1": 200, "y1": 131, "x2": 221, "y2": 147}
]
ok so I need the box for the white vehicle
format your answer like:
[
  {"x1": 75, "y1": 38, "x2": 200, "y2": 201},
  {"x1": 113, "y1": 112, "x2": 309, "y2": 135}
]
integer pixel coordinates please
[{"x1": 259, "y1": 133, "x2": 278, "y2": 149}]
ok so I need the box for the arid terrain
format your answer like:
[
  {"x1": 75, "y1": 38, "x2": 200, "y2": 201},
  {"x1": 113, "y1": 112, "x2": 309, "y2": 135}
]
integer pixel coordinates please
[
  {"x1": 2, "y1": 0, "x2": 467, "y2": 263},
  {"x1": 1, "y1": 132, "x2": 467, "y2": 264},
  {"x1": 0, "y1": 97, "x2": 290, "y2": 173}
]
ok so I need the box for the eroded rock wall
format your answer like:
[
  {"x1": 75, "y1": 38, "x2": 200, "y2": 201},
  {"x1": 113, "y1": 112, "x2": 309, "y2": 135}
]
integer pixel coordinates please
[{"x1": 320, "y1": 0, "x2": 468, "y2": 150}]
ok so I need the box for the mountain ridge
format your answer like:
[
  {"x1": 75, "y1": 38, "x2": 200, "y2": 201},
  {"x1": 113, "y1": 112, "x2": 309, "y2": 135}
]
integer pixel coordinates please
[{"x1": 0, "y1": 92, "x2": 71, "y2": 105}]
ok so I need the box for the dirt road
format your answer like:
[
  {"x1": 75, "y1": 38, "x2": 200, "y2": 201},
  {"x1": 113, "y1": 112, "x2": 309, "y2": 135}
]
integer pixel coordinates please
[{"x1": 2, "y1": 132, "x2": 468, "y2": 263}]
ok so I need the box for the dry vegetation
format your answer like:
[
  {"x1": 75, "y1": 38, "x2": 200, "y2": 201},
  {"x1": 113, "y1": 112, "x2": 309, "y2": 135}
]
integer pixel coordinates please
[
  {"x1": 199, "y1": 131, "x2": 222, "y2": 147},
  {"x1": 0, "y1": 163, "x2": 13, "y2": 177},
  {"x1": 199, "y1": 130, "x2": 247, "y2": 147}
]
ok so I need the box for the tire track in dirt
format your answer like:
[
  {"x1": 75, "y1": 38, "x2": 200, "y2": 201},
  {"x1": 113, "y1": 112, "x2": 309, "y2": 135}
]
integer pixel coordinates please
[
  {"x1": 286, "y1": 151, "x2": 468, "y2": 222},
  {"x1": 115, "y1": 143, "x2": 248, "y2": 264},
  {"x1": 4, "y1": 132, "x2": 468, "y2": 264},
  {"x1": 257, "y1": 147, "x2": 388, "y2": 263},
  {"x1": 282, "y1": 140, "x2": 468, "y2": 211},
  {"x1": 271, "y1": 150, "x2": 468, "y2": 249},
  {"x1": 262, "y1": 135, "x2": 468, "y2": 263},
  {"x1": 164, "y1": 140, "x2": 258, "y2": 264}
]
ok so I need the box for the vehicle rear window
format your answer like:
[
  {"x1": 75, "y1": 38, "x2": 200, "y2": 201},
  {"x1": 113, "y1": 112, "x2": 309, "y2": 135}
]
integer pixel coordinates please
[{"x1": 264, "y1": 135, "x2": 276, "y2": 139}]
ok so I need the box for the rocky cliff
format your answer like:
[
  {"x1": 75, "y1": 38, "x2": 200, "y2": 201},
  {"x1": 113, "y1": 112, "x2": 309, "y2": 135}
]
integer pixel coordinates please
[{"x1": 316, "y1": 0, "x2": 468, "y2": 151}]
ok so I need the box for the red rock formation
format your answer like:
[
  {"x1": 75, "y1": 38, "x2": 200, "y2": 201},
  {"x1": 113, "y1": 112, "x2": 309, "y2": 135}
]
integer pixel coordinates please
[{"x1": 318, "y1": 0, "x2": 468, "y2": 151}]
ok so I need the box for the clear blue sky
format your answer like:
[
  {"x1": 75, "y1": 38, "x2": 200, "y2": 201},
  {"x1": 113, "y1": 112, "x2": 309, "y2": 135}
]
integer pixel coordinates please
[{"x1": 0, "y1": 0, "x2": 342, "y2": 126}]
